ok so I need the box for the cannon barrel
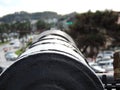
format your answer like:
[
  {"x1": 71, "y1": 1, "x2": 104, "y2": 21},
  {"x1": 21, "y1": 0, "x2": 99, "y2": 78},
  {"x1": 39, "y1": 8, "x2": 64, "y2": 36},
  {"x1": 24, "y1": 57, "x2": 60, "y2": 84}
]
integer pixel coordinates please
[{"x1": 0, "y1": 30, "x2": 104, "y2": 90}]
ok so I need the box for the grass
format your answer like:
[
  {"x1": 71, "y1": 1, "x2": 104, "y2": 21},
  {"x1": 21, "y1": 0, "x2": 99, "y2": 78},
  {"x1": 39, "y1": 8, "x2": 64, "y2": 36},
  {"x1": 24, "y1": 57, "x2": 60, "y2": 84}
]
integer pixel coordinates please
[
  {"x1": 15, "y1": 48, "x2": 25, "y2": 56},
  {"x1": 15, "y1": 41, "x2": 33, "y2": 56},
  {"x1": 0, "y1": 41, "x2": 9, "y2": 46}
]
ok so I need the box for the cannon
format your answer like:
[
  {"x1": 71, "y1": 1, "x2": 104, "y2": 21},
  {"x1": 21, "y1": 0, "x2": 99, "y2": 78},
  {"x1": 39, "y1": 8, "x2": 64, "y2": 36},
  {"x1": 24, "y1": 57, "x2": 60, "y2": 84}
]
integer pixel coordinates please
[{"x1": 0, "y1": 30, "x2": 104, "y2": 90}]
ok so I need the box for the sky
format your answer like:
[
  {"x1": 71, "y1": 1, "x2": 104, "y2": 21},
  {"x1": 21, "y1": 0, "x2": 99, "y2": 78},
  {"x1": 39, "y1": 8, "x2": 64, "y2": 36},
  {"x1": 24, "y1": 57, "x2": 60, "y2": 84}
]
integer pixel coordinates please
[{"x1": 0, "y1": 0, "x2": 120, "y2": 17}]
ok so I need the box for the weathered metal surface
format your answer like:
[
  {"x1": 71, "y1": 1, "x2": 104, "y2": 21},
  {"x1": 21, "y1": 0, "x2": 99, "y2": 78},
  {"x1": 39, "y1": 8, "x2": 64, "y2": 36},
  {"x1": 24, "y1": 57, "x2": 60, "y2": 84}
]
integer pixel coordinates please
[{"x1": 0, "y1": 30, "x2": 104, "y2": 90}]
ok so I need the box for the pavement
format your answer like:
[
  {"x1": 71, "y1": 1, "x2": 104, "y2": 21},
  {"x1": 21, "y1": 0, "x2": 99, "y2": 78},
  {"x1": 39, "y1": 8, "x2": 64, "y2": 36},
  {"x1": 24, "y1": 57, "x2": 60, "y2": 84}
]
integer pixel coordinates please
[{"x1": 0, "y1": 43, "x2": 18, "y2": 69}]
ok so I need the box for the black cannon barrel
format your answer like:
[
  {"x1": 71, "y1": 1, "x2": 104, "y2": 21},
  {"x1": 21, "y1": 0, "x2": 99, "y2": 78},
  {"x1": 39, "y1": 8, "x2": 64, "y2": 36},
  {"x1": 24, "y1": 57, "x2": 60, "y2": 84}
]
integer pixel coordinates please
[{"x1": 0, "y1": 30, "x2": 104, "y2": 90}]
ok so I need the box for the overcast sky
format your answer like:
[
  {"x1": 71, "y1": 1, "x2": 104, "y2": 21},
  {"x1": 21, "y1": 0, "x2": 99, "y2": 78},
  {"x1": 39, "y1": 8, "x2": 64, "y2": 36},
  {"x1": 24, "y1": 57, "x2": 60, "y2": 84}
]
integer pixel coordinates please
[{"x1": 0, "y1": 0, "x2": 120, "y2": 17}]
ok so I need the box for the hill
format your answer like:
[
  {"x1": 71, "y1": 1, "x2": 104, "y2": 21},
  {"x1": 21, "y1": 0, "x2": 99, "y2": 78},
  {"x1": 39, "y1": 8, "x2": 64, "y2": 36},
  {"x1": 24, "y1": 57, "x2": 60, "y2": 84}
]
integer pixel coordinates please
[{"x1": 0, "y1": 11, "x2": 62, "y2": 23}]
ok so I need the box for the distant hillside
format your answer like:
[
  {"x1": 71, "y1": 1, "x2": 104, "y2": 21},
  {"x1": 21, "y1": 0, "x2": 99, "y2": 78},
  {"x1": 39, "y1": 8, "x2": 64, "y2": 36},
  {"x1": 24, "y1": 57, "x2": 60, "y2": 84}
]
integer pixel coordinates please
[{"x1": 0, "y1": 11, "x2": 62, "y2": 23}]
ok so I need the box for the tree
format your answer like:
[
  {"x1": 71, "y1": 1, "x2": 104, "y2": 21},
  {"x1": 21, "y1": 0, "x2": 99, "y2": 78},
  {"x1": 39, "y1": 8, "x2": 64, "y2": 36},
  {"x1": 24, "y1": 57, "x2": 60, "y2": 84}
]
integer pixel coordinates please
[
  {"x1": 68, "y1": 10, "x2": 118, "y2": 57},
  {"x1": 10, "y1": 22, "x2": 19, "y2": 33},
  {"x1": 0, "y1": 23, "x2": 10, "y2": 43},
  {"x1": 36, "y1": 20, "x2": 50, "y2": 32},
  {"x1": 12, "y1": 21, "x2": 31, "y2": 38}
]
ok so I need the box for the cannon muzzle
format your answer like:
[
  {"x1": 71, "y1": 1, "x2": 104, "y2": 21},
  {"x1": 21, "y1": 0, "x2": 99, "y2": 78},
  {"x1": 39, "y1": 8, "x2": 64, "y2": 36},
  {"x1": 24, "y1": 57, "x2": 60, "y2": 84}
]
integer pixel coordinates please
[{"x1": 0, "y1": 30, "x2": 104, "y2": 90}]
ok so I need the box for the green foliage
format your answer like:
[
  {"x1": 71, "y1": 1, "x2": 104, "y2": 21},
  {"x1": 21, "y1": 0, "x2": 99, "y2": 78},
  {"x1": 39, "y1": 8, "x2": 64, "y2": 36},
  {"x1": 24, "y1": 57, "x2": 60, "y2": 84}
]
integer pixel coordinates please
[
  {"x1": 69, "y1": 10, "x2": 119, "y2": 57},
  {"x1": 15, "y1": 48, "x2": 25, "y2": 55},
  {"x1": 36, "y1": 20, "x2": 51, "y2": 30},
  {"x1": 0, "y1": 23, "x2": 10, "y2": 43},
  {"x1": 11, "y1": 21, "x2": 31, "y2": 38},
  {"x1": 18, "y1": 21, "x2": 31, "y2": 38}
]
